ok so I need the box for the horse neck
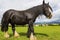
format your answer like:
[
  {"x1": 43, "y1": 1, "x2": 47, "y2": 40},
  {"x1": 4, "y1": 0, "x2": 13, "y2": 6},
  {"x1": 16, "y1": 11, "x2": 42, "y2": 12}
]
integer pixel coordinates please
[
  {"x1": 34, "y1": 5, "x2": 43, "y2": 18},
  {"x1": 25, "y1": 5, "x2": 43, "y2": 18}
]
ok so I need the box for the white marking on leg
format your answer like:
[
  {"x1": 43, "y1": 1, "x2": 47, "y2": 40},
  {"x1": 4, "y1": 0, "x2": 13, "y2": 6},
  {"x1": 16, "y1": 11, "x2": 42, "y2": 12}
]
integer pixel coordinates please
[
  {"x1": 30, "y1": 33, "x2": 37, "y2": 40},
  {"x1": 14, "y1": 31, "x2": 19, "y2": 37},
  {"x1": 4, "y1": 31, "x2": 9, "y2": 38}
]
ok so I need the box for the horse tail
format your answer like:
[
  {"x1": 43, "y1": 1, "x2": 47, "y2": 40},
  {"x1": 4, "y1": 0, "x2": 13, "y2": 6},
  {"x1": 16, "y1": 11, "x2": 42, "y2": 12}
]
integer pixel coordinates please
[
  {"x1": 1, "y1": 11, "x2": 9, "y2": 32},
  {"x1": 1, "y1": 9, "x2": 14, "y2": 32},
  {"x1": 1, "y1": 17, "x2": 5, "y2": 32}
]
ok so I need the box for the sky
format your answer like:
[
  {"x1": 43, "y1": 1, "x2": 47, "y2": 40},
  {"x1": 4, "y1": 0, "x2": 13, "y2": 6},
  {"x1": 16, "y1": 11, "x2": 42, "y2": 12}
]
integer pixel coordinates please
[{"x1": 0, "y1": 0, "x2": 60, "y2": 23}]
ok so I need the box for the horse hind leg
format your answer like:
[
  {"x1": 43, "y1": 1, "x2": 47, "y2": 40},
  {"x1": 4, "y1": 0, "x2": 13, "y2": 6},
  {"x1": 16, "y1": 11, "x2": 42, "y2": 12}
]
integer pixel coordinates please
[
  {"x1": 4, "y1": 23, "x2": 10, "y2": 38},
  {"x1": 1, "y1": 22, "x2": 10, "y2": 38},
  {"x1": 11, "y1": 24, "x2": 19, "y2": 38}
]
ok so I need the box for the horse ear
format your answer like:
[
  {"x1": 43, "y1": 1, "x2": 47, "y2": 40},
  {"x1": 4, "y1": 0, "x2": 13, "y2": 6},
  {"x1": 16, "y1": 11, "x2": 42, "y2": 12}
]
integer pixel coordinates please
[{"x1": 43, "y1": 0, "x2": 45, "y2": 4}]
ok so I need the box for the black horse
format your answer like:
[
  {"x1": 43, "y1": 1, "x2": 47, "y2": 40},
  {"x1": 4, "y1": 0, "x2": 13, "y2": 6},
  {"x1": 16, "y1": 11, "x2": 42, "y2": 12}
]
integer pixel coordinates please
[{"x1": 1, "y1": 0, "x2": 53, "y2": 40}]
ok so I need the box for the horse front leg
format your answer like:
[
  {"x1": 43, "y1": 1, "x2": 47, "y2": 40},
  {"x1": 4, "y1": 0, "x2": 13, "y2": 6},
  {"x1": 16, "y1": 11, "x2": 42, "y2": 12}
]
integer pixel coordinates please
[
  {"x1": 27, "y1": 26, "x2": 31, "y2": 38},
  {"x1": 28, "y1": 20, "x2": 37, "y2": 40},
  {"x1": 12, "y1": 24, "x2": 19, "y2": 37}
]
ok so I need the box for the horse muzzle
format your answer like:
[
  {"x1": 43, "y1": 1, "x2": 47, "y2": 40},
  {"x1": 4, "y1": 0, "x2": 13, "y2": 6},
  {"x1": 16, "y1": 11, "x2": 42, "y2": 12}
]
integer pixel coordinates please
[{"x1": 47, "y1": 14, "x2": 52, "y2": 19}]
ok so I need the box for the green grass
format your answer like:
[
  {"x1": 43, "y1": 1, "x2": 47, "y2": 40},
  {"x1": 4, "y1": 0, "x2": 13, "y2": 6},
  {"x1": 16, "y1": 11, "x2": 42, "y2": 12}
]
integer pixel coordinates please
[{"x1": 0, "y1": 25, "x2": 60, "y2": 40}]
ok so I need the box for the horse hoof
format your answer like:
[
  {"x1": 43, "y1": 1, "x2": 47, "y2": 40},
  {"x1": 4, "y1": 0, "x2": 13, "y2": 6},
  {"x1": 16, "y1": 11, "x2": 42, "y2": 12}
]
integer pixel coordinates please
[
  {"x1": 4, "y1": 34, "x2": 10, "y2": 38},
  {"x1": 14, "y1": 35, "x2": 19, "y2": 38},
  {"x1": 34, "y1": 36, "x2": 37, "y2": 40},
  {"x1": 30, "y1": 36, "x2": 37, "y2": 40},
  {"x1": 14, "y1": 31, "x2": 20, "y2": 38},
  {"x1": 14, "y1": 34, "x2": 20, "y2": 38}
]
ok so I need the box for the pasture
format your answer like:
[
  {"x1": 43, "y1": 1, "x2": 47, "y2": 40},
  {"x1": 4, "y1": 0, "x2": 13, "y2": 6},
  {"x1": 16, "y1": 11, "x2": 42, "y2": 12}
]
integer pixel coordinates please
[{"x1": 0, "y1": 25, "x2": 60, "y2": 40}]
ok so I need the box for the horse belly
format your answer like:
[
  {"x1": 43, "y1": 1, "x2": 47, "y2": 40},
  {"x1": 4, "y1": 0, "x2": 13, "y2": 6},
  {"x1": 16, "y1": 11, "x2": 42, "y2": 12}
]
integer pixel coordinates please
[
  {"x1": 14, "y1": 18, "x2": 28, "y2": 25},
  {"x1": 10, "y1": 13, "x2": 29, "y2": 25},
  {"x1": 15, "y1": 21, "x2": 28, "y2": 25}
]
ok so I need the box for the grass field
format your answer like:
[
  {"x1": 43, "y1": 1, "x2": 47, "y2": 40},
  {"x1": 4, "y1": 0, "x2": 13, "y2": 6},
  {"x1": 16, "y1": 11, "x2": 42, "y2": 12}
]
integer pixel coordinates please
[{"x1": 0, "y1": 25, "x2": 60, "y2": 40}]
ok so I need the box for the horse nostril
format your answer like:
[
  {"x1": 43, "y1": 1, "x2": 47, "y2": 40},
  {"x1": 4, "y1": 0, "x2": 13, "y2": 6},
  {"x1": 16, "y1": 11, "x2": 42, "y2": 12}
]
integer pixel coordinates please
[
  {"x1": 47, "y1": 14, "x2": 52, "y2": 19},
  {"x1": 50, "y1": 14, "x2": 52, "y2": 18},
  {"x1": 51, "y1": 14, "x2": 52, "y2": 17}
]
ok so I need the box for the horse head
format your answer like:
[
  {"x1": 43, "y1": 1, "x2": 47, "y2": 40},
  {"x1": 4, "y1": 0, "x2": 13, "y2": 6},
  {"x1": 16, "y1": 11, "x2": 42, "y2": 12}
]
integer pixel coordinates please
[{"x1": 42, "y1": 0, "x2": 53, "y2": 19}]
